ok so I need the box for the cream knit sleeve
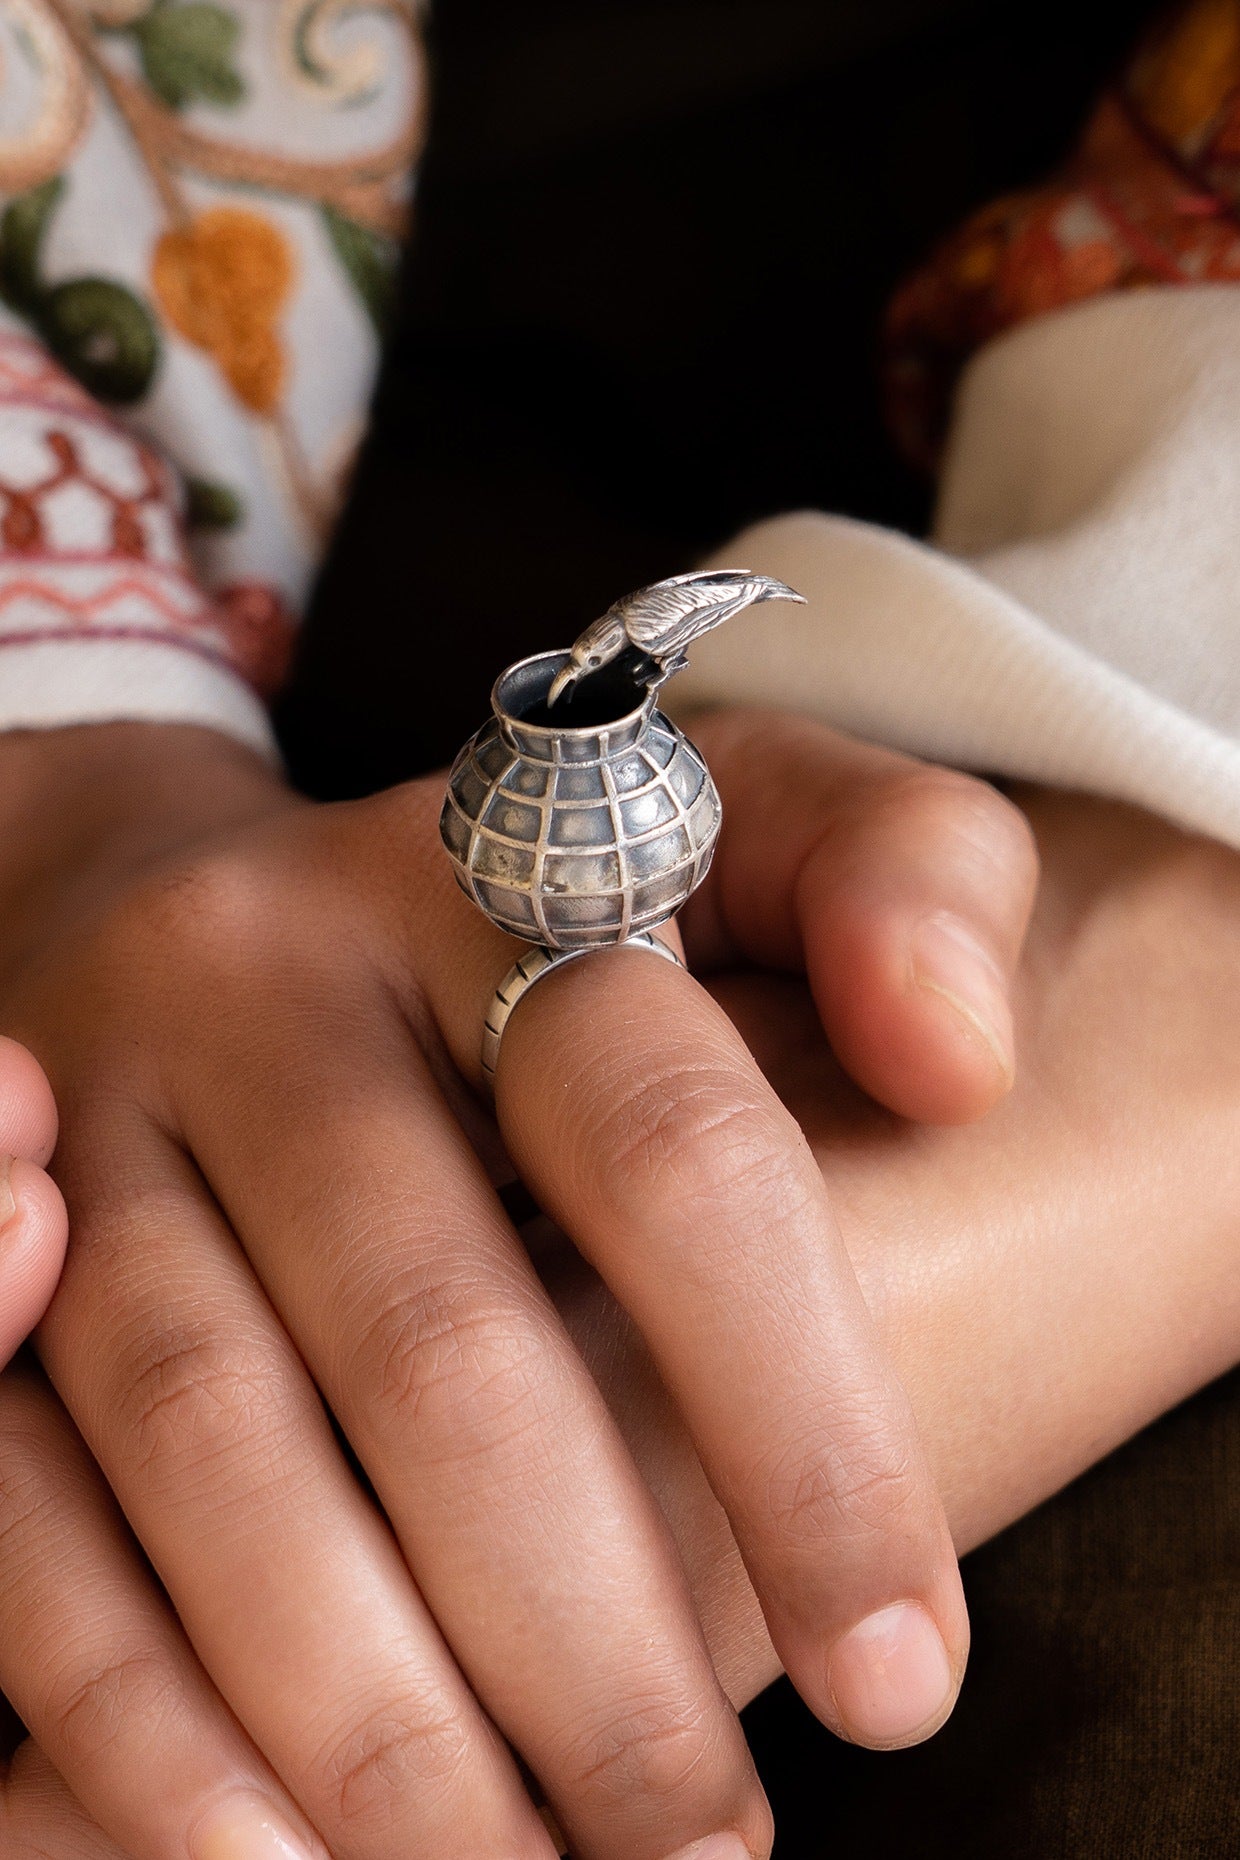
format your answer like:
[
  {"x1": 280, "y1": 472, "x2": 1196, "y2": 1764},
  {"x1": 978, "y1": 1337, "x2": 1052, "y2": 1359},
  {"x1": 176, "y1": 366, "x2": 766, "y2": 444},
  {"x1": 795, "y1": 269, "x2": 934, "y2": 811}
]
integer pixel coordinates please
[{"x1": 672, "y1": 286, "x2": 1240, "y2": 852}]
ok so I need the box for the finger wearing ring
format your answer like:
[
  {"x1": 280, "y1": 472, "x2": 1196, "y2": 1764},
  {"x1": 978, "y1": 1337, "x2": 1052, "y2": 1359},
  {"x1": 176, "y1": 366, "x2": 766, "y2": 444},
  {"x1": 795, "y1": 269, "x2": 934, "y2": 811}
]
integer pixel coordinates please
[
  {"x1": 481, "y1": 933, "x2": 684, "y2": 1090},
  {"x1": 428, "y1": 574, "x2": 971, "y2": 1783}
]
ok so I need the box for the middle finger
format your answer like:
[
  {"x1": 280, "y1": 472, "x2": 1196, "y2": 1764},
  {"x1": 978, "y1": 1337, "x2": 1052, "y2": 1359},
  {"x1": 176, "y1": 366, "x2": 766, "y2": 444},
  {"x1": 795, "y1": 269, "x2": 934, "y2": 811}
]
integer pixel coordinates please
[{"x1": 38, "y1": 1113, "x2": 556, "y2": 1860}]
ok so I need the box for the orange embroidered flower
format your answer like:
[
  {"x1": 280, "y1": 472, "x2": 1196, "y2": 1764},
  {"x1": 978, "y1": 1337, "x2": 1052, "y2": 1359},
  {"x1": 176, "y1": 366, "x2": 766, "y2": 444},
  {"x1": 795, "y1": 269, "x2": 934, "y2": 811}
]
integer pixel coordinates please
[{"x1": 151, "y1": 206, "x2": 294, "y2": 415}]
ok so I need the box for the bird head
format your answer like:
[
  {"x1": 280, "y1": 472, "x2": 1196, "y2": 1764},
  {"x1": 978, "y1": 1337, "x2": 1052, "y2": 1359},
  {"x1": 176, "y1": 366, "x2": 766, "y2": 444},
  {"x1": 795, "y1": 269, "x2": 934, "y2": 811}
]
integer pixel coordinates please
[{"x1": 547, "y1": 610, "x2": 630, "y2": 707}]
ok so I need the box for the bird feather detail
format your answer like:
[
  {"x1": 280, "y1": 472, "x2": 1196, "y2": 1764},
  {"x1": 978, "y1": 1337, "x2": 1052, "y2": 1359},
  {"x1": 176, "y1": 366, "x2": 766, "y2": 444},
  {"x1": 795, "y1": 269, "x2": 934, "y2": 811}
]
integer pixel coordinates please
[{"x1": 547, "y1": 568, "x2": 806, "y2": 705}]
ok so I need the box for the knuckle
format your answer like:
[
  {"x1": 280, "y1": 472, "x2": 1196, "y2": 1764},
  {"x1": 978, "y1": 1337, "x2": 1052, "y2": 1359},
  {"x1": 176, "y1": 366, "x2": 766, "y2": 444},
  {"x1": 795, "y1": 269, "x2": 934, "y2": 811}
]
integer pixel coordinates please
[
  {"x1": 340, "y1": 785, "x2": 444, "y2": 928},
  {"x1": 96, "y1": 854, "x2": 279, "y2": 995},
  {"x1": 354, "y1": 778, "x2": 440, "y2": 844},
  {"x1": 58, "y1": 856, "x2": 281, "y2": 1048},
  {"x1": 952, "y1": 779, "x2": 1039, "y2": 889},
  {"x1": 561, "y1": 1695, "x2": 720, "y2": 1812},
  {"x1": 315, "y1": 1697, "x2": 472, "y2": 1833},
  {"x1": 0, "y1": 1459, "x2": 57, "y2": 1567},
  {"x1": 756, "y1": 1427, "x2": 919, "y2": 1556},
  {"x1": 347, "y1": 1272, "x2": 552, "y2": 1458},
  {"x1": 589, "y1": 1065, "x2": 795, "y2": 1216},
  {"x1": 887, "y1": 769, "x2": 1039, "y2": 892},
  {"x1": 134, "y1": 852, "x2": 272, "y2": 947},
  {"x1": 115, "y1": 1321, "x2": 291, "y2": 1488},
  {"x1": 50, "y1": 1647, "x2": 180, "y2": 1770}
]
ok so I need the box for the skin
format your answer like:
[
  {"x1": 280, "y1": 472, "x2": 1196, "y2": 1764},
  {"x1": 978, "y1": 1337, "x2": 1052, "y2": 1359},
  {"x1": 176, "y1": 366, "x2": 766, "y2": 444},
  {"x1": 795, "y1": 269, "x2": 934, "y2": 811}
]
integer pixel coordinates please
[
  {"x1": 561, "y1": 767, "x2": 1240, "y2": 1709},
  {"x1": 0, "y1": 1040, "x2": 66, "y2": 1368},
  {"x1": 2, "y1": 721, "x2": 1238, "y2": 1850},
  {"x1": 0, "y1": 712, "x2": 1039, "y2": 1860}
]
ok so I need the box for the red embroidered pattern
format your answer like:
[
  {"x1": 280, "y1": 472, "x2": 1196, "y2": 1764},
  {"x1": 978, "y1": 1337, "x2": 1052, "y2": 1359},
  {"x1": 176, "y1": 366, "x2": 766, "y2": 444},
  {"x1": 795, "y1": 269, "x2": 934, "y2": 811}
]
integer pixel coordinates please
[
  {"x1": 885, "y1": 0, "x2": 1240, "y2": 466},
  {"x1": 0, "y1": 331, "x2": 294, "y2": 694}
]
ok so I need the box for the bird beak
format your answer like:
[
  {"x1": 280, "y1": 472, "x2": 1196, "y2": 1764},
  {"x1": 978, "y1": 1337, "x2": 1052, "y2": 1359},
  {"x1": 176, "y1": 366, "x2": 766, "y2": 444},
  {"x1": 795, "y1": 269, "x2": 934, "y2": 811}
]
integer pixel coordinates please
[
  {"x1": 763, "y1": 579, "x2": 807, "y2": 605},
  {"x1": 547, "y1": 661, "x2": 579, "y2": 707}
]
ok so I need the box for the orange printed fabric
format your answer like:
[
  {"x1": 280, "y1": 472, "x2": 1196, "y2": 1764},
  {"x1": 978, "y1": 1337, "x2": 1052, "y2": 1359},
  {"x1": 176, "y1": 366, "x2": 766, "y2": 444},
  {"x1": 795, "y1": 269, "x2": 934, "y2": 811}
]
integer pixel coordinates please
[{"x1": 886, "y1": 0, "x2": 1240, "y2": 467}]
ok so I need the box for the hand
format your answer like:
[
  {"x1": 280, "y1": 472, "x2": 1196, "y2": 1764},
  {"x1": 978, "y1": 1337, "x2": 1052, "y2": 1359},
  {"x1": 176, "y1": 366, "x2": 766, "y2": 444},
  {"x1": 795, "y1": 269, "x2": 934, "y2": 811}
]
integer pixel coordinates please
[
  {"x1": 0, "y1": 1037, "x2": 65, "y2": 1366},
  {"x1": 0, "y1": 713, "x2": 1033, "y2": 1860},
  {"x1": 556, "y1": 778, "x2": 1240, "y2": 1712}
]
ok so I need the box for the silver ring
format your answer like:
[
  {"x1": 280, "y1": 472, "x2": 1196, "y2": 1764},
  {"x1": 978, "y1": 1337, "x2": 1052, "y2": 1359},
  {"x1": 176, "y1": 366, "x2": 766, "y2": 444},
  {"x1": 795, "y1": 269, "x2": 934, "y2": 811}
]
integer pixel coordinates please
[{"x1": 481, "y1": 932, "x2": 684, "y2": 1091}]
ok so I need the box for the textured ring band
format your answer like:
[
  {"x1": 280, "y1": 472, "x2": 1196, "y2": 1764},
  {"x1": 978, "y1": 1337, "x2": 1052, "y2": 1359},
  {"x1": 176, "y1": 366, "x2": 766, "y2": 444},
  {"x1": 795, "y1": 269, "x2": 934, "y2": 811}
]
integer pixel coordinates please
[{"x1": 481, "y1": 932, "x2": 684, "y2": 1092}]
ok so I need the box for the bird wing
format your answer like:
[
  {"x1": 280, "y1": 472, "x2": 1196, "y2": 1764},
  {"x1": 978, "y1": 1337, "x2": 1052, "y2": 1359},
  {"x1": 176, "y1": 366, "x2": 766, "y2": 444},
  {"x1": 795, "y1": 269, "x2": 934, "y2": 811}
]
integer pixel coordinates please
[{"x1": 617, "y1": 570, "x2": 795, "y2": 652}]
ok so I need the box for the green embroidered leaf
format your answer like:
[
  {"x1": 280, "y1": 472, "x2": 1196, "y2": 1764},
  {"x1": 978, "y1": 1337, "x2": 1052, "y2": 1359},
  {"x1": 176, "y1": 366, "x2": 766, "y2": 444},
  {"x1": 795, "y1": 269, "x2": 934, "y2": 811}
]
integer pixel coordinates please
[
  {"x1": 133, "y1": 1, "x2": 245, "y2": 111},
  {"x1": 0, "y1": 176, "x2": 65, "y2": 312},
  {"x1": 185, "y1": 476, "x2": 244, "y2": 529},
  {"x1": 41, "y1": 279, "x2": 161, "y2": 405},
  {"x1": 322, "y1": 206, "x2": 398, "y2": 336}
]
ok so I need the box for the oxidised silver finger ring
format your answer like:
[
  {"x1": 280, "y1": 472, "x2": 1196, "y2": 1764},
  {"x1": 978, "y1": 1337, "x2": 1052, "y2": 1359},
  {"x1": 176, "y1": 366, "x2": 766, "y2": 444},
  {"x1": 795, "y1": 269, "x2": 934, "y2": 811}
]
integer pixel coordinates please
[
  {"x1": 481, "y1": 933, "x2": 684, "y2": 1086},
  {"x1": 438, "y1": 569, "x2": 806, "y2": 1086}
]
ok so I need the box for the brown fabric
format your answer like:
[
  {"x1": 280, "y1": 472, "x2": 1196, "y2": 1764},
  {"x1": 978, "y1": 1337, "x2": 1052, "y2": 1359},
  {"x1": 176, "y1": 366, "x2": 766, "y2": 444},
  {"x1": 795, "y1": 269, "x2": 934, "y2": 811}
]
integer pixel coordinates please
[
  {"x1": 276, "y1": 4, "x2": 1240, "y2": 1852},
  {"x1": 749, "y1": 1368, "x2": 1240, "y2": 1856}
]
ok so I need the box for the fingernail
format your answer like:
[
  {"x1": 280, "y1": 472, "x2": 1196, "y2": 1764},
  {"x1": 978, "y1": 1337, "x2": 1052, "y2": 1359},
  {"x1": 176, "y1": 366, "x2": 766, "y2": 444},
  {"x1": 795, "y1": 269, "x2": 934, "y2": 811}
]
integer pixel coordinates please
[
  {"x1": 827, "y1": 1601, "x2": 956, "y2": 1750},
  {"x1": 664, "y1": 1836, "x2": 753, "y2": 1860},
  {"x1": 189, "y1": 1797, "x2": 317, "y2": 1860},
  {"x1": 911, "y1": 913, "x2": 1014, "y2": 1086},
  {"x1": 0, "y1": 1156, "x2": 15, "y2": 1230}
]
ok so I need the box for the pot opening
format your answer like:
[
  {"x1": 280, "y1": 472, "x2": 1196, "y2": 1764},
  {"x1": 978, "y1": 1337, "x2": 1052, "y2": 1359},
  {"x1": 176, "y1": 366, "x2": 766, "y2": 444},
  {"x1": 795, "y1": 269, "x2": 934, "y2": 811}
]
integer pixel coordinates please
[{"x1": 498, "y1": 652, "x2": 650, "y2": 730}]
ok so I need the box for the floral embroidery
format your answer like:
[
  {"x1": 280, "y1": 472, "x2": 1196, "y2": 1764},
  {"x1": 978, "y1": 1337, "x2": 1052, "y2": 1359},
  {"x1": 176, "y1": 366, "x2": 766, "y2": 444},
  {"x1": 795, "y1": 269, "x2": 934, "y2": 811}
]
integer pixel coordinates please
[
  {"x1": 151, "y1": 204, "x2": 294, "y2": 414},
  {"x1": 886, "y1": 0, "x2": 1240, "y2": 467},
  {"x1": 0, "y1": 2, "x2": 90, "y2": 197},
  {"x1": 0, "y1": 0, "x2": 424, "y2": 697},
  {"x1": 113, "y1": 1, "x2": 247, "y2": 112},
  {"x1": 0, "y1": 176, "x2": 161, "y2": 404}
]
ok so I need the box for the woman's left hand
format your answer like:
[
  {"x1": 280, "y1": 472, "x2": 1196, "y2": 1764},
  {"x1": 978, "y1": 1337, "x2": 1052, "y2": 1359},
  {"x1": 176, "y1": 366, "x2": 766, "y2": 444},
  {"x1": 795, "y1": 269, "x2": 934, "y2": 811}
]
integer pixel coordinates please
[
  {"x1": 0, "y1": 705, "x2": 1041, "y2": 1859},
  {"x1": 11, "y1": 718, "x2": 1238, "y2": 1841}
]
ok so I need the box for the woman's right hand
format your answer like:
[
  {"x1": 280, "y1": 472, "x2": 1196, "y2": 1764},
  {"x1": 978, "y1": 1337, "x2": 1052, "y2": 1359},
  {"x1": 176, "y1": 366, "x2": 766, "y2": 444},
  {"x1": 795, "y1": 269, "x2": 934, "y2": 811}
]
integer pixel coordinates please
[{"x1": 0, "y1": 713, "x2": 1033, "y2": 1860}]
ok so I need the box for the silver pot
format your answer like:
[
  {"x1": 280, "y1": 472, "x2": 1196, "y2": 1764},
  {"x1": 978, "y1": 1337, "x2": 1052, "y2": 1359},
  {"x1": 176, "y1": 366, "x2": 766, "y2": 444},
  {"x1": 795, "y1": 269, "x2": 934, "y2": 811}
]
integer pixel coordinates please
[{"x1": 440, "y1": 649, "x2": 721, "y2": 950}]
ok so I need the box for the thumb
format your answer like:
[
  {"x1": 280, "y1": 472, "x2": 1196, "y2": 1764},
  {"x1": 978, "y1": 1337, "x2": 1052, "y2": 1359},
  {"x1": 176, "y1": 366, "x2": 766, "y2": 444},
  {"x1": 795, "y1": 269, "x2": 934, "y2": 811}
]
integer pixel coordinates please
[
  {"x1": 0, "y1": 1038, "x2": 66, "y2": 1366},
  {"x1": 0, "y1": 1157, "x2": 68, "y2": 1368},
  {"x1": 680, "y1": 708, "x2": 1039, "y2": 1124}
]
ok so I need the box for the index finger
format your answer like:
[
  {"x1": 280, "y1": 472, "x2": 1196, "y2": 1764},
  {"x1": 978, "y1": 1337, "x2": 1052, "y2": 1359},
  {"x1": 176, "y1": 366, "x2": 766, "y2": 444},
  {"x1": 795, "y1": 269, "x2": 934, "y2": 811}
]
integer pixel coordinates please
[{"x1": 432, "y1": 931, "x2": 968, "y2": 1752}]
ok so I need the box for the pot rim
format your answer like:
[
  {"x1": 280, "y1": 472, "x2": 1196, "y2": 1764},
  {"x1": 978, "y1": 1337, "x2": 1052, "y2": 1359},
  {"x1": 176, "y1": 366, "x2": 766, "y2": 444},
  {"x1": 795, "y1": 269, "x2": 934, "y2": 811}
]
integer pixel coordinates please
[{"x1": 491, "y1": 648, "x2": 654, "y2": 740}]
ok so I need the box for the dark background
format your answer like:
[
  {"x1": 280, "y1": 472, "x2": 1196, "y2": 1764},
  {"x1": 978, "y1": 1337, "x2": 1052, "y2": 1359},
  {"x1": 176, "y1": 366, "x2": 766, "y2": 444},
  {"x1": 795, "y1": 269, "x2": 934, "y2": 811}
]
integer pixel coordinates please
[
  {"x1": 277, "y1": 0, "x2": 1162, "y2": 794},
  {"x1": 278, "y1": 7, "x2": 1240, "y2": 1856}
]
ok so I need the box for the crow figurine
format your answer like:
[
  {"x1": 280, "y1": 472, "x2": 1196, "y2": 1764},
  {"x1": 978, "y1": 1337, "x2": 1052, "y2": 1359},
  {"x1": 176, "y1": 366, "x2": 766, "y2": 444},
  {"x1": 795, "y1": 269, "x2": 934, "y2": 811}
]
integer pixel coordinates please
[{"x1": 546, "y1": 569, "x2": 806, "y2": 707}]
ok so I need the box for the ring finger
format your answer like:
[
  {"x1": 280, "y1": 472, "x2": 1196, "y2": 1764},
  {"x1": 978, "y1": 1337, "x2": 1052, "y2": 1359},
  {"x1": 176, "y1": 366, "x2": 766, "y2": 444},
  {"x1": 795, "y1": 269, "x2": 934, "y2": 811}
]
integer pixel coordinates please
[{"x1": 427, "y1": 913, "x2": 969, "y2": 1754}]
